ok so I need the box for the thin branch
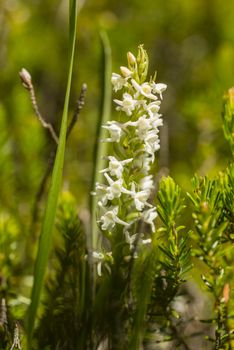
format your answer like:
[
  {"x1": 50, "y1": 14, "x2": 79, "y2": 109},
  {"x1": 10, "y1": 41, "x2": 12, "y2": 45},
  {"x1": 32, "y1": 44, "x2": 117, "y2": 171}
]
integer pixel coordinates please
[
  {"x1": 29, "y1": 83, "x2": 87, "y2": 232},
  {"x1": 0, "y1": 298, "x2": 8, "y2": 329},
  {"x1": 19, "y1": 68, "x2": 59, "y2": 144},
  {"x1": 9, "y1": 322, "x2": 21, "y2": 350},
  {"x1": 67, "y1": 83, "x2": 87, "y2": 137}
]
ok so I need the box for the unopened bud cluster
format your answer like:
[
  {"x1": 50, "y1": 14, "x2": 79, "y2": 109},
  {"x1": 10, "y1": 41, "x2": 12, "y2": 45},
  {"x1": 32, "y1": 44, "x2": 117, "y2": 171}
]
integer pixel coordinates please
[{"x1": 92, "y1": 46, "x2": 167, "y2": 274}]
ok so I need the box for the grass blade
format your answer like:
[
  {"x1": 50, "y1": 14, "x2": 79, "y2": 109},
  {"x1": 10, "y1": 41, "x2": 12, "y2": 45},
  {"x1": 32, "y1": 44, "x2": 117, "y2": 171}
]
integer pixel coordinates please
[
  {"x1": 27, "y1": 1, "x2": 78, "y2": 346},
  {"x1": 90, "y1": 30, "x2": 112, "y2": 251}
]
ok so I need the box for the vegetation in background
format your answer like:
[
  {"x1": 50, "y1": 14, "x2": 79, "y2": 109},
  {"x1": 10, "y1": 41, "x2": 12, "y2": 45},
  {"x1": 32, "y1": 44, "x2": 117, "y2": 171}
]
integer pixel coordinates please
[{"x1": 0, "y1": 1, "x2": 233, "y2": 349}]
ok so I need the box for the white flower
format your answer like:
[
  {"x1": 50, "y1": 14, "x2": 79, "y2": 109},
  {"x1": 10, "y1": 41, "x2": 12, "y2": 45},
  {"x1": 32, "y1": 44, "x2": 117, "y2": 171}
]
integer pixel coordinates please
[
  {"x1": 151, "y1": 82, "x2": 167, "y2": 99},
  {"x1": 111, "y1": 73, "x2": 128, "y2": 92},
  {"x1": 130, "y1": 183, "x2": 151, "y2": 211},
  {"x1": 142, "y1": 238, "x2": 152, "y2": 245},
  {"x1": 100, "y1": 156, "x2": 133, "y2": 178},
  {"x1": 99, "y1": 207, "x2": 116, "y2": 230},
  {"x1": 95, "y1": 177, "x2": 128, "y2": 205},
  {"x1": 131, "y1": 79, "x2": 158, "y2": 100},
  {"x1": 102, "y1": 122, "x2": 122, "y2": 142},
  {"x1": 92, "y1": 251, "x2": 105, "y2": 260},
  {"x1": 104, "y1": 173, "x2": 124, "y2": 200},
  {"x1": 99, "y1": 206, "x2": 129, "y2": 231},
  {"x1": 140, "y1": 175, "x2": 154, "y2": 192},
  {"x1": 144, "y1": 130, "x2": 160, "y2": 159},
  {"x1": 141, "y1": 207, "x2": 158, "y2": 231},
  {"x1": 114, "y1": 92, "x2": 138, "y2": 116},
  {"x1": 124, "y1": 231, "x2": 152, "y2": 249},
  {"x1": 92, "y1": 251, "x2": 104, "y2": 276},
  {"x1": 94, "y1": 183, "x2": 110, "y2": 205},
  {"x1": 127, "y1": 113, "x2": 163, "y2": 138},
  {"x1": 124, "y1": 115, "x2": 152, "y2": 140},
  {"x1": 134, "y1": 191, "x2": 151, "y2": 211},
  {"x1": 124, "y1": 231, "x2": 137, "y2": 250},
  {"x1": 105, "y1": 173, "x2": 132, "y2": 199},
  {"x1": 145, "y1": 101, "x2": 161, "y2": 118},
  {"x1": 142, "y1": 155, "x2": 153, "y2": 170},
  {"x1": 136, "y1": 116, "x2": 152, "y2": 139},
  {"x1": 150, "y1": 115, "x2": 163, "y2": 129},
  {"x1": 133, "y1": 154, "x2": 152, "y2": 173},
  {"x1": 92, "y1": 251, "x2": 112, "y2": 276}
]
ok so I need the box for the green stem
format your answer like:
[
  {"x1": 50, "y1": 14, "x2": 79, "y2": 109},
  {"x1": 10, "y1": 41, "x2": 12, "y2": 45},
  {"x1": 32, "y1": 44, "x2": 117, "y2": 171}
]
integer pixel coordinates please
[{"x1": 90, "y1": 30, "x2": 112, "y2": 251}]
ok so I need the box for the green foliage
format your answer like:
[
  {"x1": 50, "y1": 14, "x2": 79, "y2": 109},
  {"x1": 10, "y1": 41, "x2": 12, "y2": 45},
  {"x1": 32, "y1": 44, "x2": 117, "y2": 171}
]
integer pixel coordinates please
[
  {"x1": 222, "y1": 89, "x2": 234, "y2": 157},
  {"x1": 35, "y1": 192, "x2": 90, "y2": 350},
  {"x1": 157, "y1": 176, "x2": 185, "y2": 229},
  {"x1": 0, "y1": 212, "x2": 20, "y2": 281},
  {"x1": 222, "y1": 163, "x2": 234, "y2": 240},
  {"x1": 101, "y1": 177, "x2": 193, "y2": 349},
  {"x1": 142, "y1": 177, "x2": 192, "y2": 348},
  {"x1": 130, "y1": 244, "x2": 157, "y2": 349},
  {"x1": 188, "y1": 166, "x2": 234, "y2": 348},
  {"x1": 157, "y1": 177, "x2": 191, "y2": 285},
  {"x1": 0, "y1": 105, "x2": 15, "y2": 209},
  {"x1": 0, "y1": 2, "x2": 234, "y2": 349},
  {"x1": 187, "y1": 92, "x2": 234, "y2": 346}
]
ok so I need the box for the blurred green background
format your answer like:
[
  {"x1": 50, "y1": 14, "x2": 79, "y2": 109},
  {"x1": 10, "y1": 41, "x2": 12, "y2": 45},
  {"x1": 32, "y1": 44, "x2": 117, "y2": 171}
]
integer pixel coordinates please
[{"x1": 0, "y1": 0, "x2": 234, "y2": 214}]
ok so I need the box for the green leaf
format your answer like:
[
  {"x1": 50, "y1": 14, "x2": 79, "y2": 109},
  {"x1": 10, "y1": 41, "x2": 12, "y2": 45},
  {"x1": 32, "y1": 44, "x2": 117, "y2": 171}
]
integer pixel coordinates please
[
  {"x1": 159, "y1": 244, "x2": 174, "y2": 260},
  {"x1": 27, "y1": 1, "x2": 78, "y2": 346},
  {"x1": 90, "y1": 30, "x2": 112, "y2": 250}
]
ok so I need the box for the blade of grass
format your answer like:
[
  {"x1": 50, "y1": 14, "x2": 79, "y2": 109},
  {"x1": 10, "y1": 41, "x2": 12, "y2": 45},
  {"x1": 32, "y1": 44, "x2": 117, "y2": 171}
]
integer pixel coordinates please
[
  {"x1": 27, "y1": 0, "x2": 78, "y2": 346},
  {"x1": 90, "y1": 30, "x2": 112, "y2": 251}
]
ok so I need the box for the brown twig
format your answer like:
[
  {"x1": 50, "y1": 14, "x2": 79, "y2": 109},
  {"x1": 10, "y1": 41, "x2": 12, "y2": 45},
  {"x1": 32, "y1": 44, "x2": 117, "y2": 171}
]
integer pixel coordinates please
[
  {"x1": 19, "y1": 68, "x2": 59, "y2": 144},
  {"x1": 9, "y1": 322, "x2": 21, "y2": 350},
  {"x1": 0, "y1": 298, "x2": 8, "y2": 328},
  {"x1": 28, "y1": 82, "x2": 87, "y2": 231},
  {"x1": 67, "y1": 83, "x2": 87, "y2": 137}
]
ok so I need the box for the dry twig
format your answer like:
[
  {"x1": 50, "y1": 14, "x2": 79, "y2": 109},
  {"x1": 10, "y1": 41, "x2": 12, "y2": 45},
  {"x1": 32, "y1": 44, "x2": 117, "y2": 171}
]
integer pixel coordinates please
[
  {"x1": 19, "y1": 68, "x2": 59, "y2": 144},
  {"x1": 9, "y1": 323, "x2": 21, "y2": 350},
  {"x1": 19, "y1": 75, "x2": 88, "y2": 230}
]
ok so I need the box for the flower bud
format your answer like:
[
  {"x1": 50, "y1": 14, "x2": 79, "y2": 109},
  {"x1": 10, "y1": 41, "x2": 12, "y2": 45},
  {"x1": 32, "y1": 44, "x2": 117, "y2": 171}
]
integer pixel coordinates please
[
  {"x1": 127, "y1": 51, "x2": 136, "y2": 65},
  {"x1": 120, "y1": 66, "x2": 132, "y2": 78},
  {"x1": 136, "y1": 45, "x2": 149, "y2": 83},
  {"x1": 19, "y1": 68, "x2": 32, "y2": 89},
  {"x1": 222, "y1": 283, "x2": 230, "y2": 304}
]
